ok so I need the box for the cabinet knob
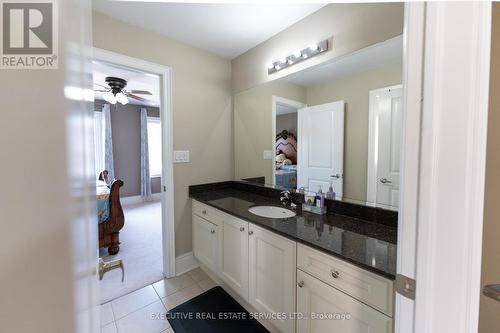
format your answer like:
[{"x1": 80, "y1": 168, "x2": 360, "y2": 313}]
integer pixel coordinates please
[
  {"x1": 202, "y1": 210, "x2": 207, "y2": 215},
  {"x1": 210, "y1": 230, "x2": 215, "y2": 234},
  {"x1": 298, "y1": 281, "x2": 305, "y2": 288},
  {"x1": 248, "y1": 231, "x2": 254, "y2": 235},
  {"x1": 331, "y1": 270, "x2": 340, "y2": 279},
  {"x1": 240, "y1": 227, "x2": 245, "y2": 232}
]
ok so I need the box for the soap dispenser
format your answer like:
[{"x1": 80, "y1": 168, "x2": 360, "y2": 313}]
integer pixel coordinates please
[
  {"x1": 315, "y1": 186, "x2": 325, "y2": 208},
  {"x1": 326, "y1": 183, "x2": 335, "y2": 200}
]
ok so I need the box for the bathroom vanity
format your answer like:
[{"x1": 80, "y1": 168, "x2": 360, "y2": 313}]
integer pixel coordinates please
[{"x1": 190, "y1": 181, "x2": 396, "y2": 333}]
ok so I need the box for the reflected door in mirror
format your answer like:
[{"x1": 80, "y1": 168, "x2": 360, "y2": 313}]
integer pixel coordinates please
[
  {"x1": 367, "y1": 85, "x2": 402, "y2": 209},
  {"x1": 298, "y1": 101, "x2": 344, "y2": 198}
]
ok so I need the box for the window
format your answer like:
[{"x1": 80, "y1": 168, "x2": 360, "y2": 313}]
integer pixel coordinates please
[
  {"x1": 93, "y1": 111, "x2": 105, "y2": 177},
  {"x1": 147, "y1": 117, "x2": 162, "y2": 177}
]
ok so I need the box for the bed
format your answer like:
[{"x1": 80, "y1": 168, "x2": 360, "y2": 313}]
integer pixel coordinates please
[
  {"x1": 275, "y1": 130, "x2": 298, "y2": 189},
  {"x1": 97, "y1": 179, "x2": 125, "y2": 255}
]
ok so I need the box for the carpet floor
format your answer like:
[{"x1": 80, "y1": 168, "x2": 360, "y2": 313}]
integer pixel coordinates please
[{"x1": 99, "y1": 200, "x2": 164, "y2": 304}]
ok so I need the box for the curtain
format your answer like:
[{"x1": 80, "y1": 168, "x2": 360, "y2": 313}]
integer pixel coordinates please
[
  {"x1": 140, "y1": 108, "x2": 152, "y2": 198},
  {"x1": 93, "y1": 111, "x2": 105, "y2": 177},
  {"x1": 103, "y1": 104, "x2": 115, "y2": 182}
]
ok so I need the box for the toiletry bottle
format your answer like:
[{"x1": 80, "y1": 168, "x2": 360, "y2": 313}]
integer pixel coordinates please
[
  {"x1": 326, "y1": 183, "x2": 335, "y2": 200},
  {"x1": 326, "y1": 183, "x2": 335, "y2": 199},
  {"x1": 315, "y1": 187, "x2": 324, "y2": 208}
]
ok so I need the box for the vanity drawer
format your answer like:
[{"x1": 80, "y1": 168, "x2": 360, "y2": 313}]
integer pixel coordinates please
[
  {"x1": 192, "y1": 200, "x2": 221, "y2": 225},
  {"x1": 297, "y1": 244, "x2": 394, "y2": 317}
]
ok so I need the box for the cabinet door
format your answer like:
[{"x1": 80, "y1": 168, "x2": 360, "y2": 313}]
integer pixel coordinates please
[
  {"x1": 248, "y1": 225, "x2": 296, "y2": 333},
  {"x1": 219, "y1": 216, "x2": 249, "y2": 301},
  {"x1": 192, "y1": 214, "x2": 218, "y2": 272},
  {"x1": 297, "y1": 270, "x2": 393, "y2": 333}
]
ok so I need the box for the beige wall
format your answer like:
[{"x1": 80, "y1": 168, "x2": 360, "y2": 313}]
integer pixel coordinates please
[
  {"x1": 93, "y1": 12, "x2": 233, "y2": 256},
  {"x1": 276, "y1": 113, "x2": 298, "y2": 136},
  {"x1": 234, "y1": 80, "x2": 306, "y2": 182},
  {"x1": 479, "y1": 3, "x2": 500, "y2": 331},
  {"x1": 306, "y1": 63, "x2": 402, "y2": 201},
  {"x1": 231, "y1": 3, "x2": 404, "y2": 93}
]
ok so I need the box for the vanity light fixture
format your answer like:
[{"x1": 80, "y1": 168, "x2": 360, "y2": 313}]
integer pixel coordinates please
[{"x1": 267, "y1": 39, "x2": 329, "y2": 75}]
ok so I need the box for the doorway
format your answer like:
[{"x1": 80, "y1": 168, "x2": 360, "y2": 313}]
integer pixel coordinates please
[
  {"x1": 272, "y1": 96, "x2": 306, "y2": 188},
  {"x1": 93, "y1": 48, "x2": 175, "y2": 303}
]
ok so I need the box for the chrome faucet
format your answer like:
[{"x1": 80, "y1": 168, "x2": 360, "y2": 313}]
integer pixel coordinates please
[{"x1": 280, "y1": 190, "x2": 296, "y2": 208}]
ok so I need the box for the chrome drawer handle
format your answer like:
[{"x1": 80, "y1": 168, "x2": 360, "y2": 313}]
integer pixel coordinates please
[
  {"x1": 331, "y1": 270, "x2": 340, "y2": 279},
  {"x1": 240, "y1": 227, "x2": 245, "y2": 232},
  {"x1": 202, "y1": 210, "x2": 207, "y2": 215},
  {"x1": 210, "y1": 230, "x2": 215, "y2": 234},
  {"x1": 298, "y1": 281, "x2": 305, "y2": 288},
  {"x1": 248, "y1": 231, "x2": 254, "y2": 235}
]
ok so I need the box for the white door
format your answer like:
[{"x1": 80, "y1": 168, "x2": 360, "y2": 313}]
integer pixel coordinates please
[
  {"x1": 219, "y1": 216, "x2": 249, "y2": 301},
  {"x1": 248, "y1": 225, "x2": 296, "y2": 333},
  {"x1": 296, "y1": 270, "x2": 393, "y2": 333},
  {"x1": 298, "y1": 101, "x2": 344, "y2": 198},
  {"x1": 367, "y1": 85, "x2": 403, "y2": 209},
  {"x1": 192, "y1": 214, "x2": 219, "y2": 272}
]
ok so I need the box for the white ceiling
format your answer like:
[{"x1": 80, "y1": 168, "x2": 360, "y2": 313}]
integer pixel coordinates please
[
  {"x1": 93, "y1": 61, "x2": 160, "y2": 107},
  {"x1": 276, "y1": 103, "x2": 298, "y2": 116},
  {"x1": 285, "y1": 35, "x2": 403, "y2": 87},
  {"x1": 92, "y1": 1, "x2": 326, "y2": 59}
]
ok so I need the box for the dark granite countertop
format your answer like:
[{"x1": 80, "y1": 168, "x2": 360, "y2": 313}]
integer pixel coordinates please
[{"x1": 190, "y1": 188, "x2": 397, "y2": 280}]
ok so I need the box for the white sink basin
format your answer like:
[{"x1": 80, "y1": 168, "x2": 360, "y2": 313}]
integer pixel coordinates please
[{"x1": 248, "y1": 205, "x2": 296, "y2": 219}]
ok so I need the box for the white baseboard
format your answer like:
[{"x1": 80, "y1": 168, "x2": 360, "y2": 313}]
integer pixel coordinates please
[
  {"x1": 121, "y1": 192, "x2": 162, "y2": 205},
  {"x1": 175, "y1": 252, "x2": 199, "y2": 276}
]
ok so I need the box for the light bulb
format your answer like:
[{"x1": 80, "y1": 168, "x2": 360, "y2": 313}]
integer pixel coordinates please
[
  {"x1": 279, "y1": 58, "x2": 287, "y2": 64},
  {"x1": 115, "y1": 92, "x2": 128, "y2": 105},
  {"x1": 266, "y1": 63, "x2": 274, "y2": 69},
  {"x1": 103, "y1": 91, "x2": 117, "y2": 104},
  {"x1": 308, "y1": 43, "x2": 319, "y2": 52},
  {"x1": 293, "y1": 50, "x2": 302, "y2": 58}
]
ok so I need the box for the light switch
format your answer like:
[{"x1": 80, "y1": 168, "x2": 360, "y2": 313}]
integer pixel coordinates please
[
  {"x1": 263, "y1": 150, "x2": 274, "y2": 160},
  {"x1": 174, "y1": 150, "x2": 190, "y2": 163}
]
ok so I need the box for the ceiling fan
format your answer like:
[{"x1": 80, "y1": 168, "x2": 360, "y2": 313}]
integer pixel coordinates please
[{"x1": 94, "y1": 76, "x2": 152, "y2": 105}]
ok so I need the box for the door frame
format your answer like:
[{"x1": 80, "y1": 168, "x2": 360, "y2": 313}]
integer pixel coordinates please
[
  {"x1": 271, "y1": 96, "x2": 306, "y2": 185},
  {"x1": 366, "y1": 84, "x2": 403, "y2": 209},
  {"x1": 413, "y1": 2, "x2": 491, "y2": 333},
  {"x1": 93, "y1": 47, "x2": 176, "y2": 278},
  {"x1": 394, "y1": 3, "x2": 425, "y2": 331}
]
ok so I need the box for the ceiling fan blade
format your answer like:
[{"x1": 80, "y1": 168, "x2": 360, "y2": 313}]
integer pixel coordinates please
[
  {"x1": 94, "y1": 89, "x2": 109, "y2": 92},
  {"x1": 128, "y1": 94, "x2": 149, "y2": 102},
  {"x1": 126, "y1": 90, "x2": 152, "y2": 95}
]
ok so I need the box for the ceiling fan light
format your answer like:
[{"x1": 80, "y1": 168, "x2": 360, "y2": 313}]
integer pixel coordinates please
[
  {"x1": 103, "y1": 91, "x2": 117, "y2": 104},
  {"x1": 116, "y1": 92, "x2": 128, "y2": 105}
]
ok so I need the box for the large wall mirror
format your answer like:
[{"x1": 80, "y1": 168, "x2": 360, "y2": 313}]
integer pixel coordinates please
[{"x1": 234, "y1": 35, "x2": 403, "y2": 211}]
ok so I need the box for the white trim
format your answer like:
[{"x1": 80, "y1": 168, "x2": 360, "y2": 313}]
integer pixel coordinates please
[
  {"x1": 366, "y1": 84, "x2": 403, "y2": 209},
  {"x1": 175, "y1": 252, "x2": 199, "y2": 276},
  {"x1": 271, "y1": 96, "x2": 306, "y2": 185},
  {"x1": 93, "y1": 47, "x2": 176, "y2": 278},
  {"x1": 414, "y1": 2, "x2": 491, "y2": 333},
  {"x1": 394, "y1": 3, "x2": 425, "y2": 332},
  {"x1": 120, "y1": 193, "x2": 162, "y2": 206}
]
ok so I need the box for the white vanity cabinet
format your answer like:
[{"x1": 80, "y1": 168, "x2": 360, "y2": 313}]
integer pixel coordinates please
[
  {"x1": 248, "y1": 224, "x2": 296, "y2": 333},
  {"x1": 192, "y1": 201, "x2": 221, "y2": 272},
  {"x1": 192, "y1": 214, "x2": 219, "y2": 272},
  {"x1": 191, "y1": 199, "x2": 394, "y2": 333},
  {"x1": 296, "y1": 269, "x2": 393, "y2": 333},
  {"x1": 219, "y1": 214, "x2": 249, "y2": 301}
]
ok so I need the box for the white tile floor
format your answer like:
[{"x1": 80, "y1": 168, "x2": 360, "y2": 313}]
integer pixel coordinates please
[{"x1": 101, "y1": 268, "x2": 217, "y2": 333}]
